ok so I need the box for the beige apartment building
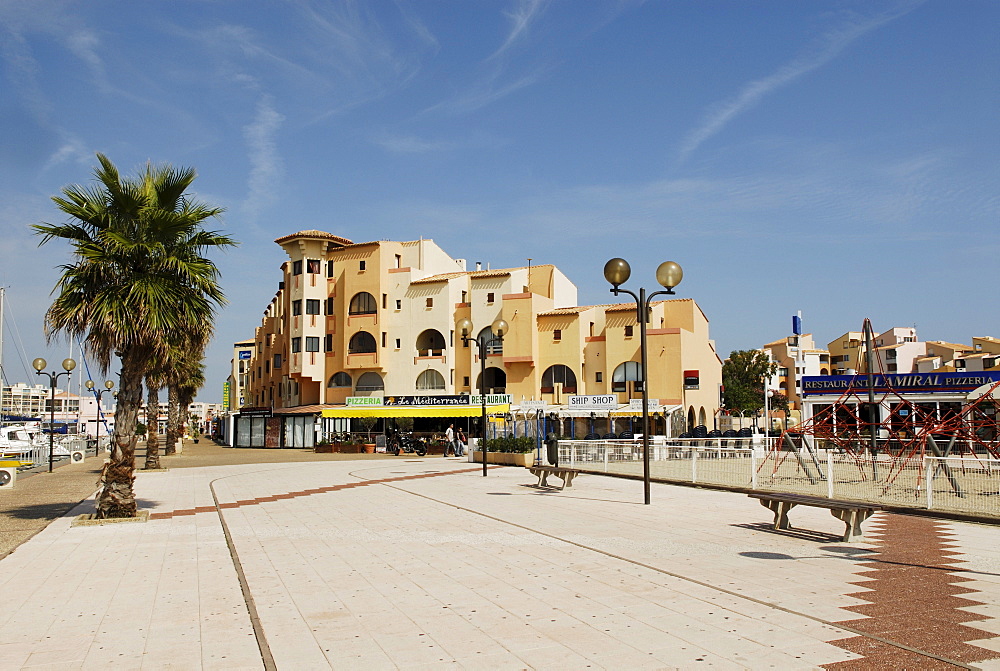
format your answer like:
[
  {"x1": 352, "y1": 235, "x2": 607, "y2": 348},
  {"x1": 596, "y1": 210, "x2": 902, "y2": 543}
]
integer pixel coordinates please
[
  {"x1": 762, "y1": 334, "x2": 831, "y2": 419},
  {"x1": 234, "y1": 231, "x2": 722, "y2": 446},
  {"x1": 226, "y1": 339, "x2": 255, "y2": 412}
]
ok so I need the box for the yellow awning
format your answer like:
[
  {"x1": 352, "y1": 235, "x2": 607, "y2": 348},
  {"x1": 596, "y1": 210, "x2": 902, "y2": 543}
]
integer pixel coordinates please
[{"x1": 322, "y1": 404, "x2": 510, "y2": 418}]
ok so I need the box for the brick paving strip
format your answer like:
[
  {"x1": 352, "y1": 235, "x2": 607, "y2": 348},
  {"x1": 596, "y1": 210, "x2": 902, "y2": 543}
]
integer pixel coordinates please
[
  {"x1": 824, "y1": 514, "x2": 995, "y2": 669},
  {"x1": 148, "y1": 466, "x2": 492, "y2": 519}
]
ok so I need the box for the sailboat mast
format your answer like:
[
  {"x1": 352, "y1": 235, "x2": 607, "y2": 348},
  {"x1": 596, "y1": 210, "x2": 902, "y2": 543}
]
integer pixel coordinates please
[{"x1": 0, "y1": 287, "x2": 5, "y2": 422}]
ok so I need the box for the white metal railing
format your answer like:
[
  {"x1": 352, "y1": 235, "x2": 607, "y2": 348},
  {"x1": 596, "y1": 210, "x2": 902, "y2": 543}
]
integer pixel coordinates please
[{"x1": 556, "y1": 439, "x2": 1000, "y2": 517}]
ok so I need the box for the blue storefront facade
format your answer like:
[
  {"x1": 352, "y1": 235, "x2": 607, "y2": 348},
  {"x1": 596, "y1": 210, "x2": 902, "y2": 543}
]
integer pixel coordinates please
[{"x1": 800, "y1": 371, "x2": 1000, "y2": 439}]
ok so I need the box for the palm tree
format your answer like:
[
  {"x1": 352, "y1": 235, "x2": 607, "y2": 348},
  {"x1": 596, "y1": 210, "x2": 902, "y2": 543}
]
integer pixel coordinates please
[
  {"x1": 144, "y1": 374, "x2": 163, "y2": 470},
  {"x1": 175, "y1": 360, "x2": 206, "y2": 447},
  {"x1": 34, "y1": 153, "x2": 236, "y2": 518},
  {"x1": 163, "y1": 326, "x2": 211, "y2": 456}
]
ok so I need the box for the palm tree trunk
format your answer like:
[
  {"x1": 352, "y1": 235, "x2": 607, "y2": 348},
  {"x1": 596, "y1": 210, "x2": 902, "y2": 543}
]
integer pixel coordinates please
[
  {"x1": 164, "y1": 385, "x2": 180, "y2": 455},
  {"x1": 144, "y1": 383, "x2": 161, "y2": 470},
  {"x1": 97, "y1": 349, "x2": 144, "y2": 518}
]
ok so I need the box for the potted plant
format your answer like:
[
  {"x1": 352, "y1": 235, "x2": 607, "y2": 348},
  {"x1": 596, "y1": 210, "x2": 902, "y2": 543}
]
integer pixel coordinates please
[{"x1": 359, "y1": 416, "x2": 379, "y2": 453}]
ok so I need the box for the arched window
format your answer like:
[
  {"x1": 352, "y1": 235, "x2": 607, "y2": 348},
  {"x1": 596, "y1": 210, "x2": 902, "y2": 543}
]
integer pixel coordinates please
[
  {"x1": 328, "y1": 372, "x2": 352, "y2": 388},
  {"x1": 477, "y1": 326, "x2": 504, "y2": 355},
  {"x1": 416, "y1": 329, "x2": 446, "y2": 356},
  {"x1": 416, "y1": 369, "x2": 446, "y2": 391},
  {"x1": 349, "y1": 331, "x2": 377, "y2": 353},
  {"x1": 541, "y1": 365, "x2": 577, "y2": 393},
  {"x1": 475, "y1": 367, "x2": 506, "y2": 394},
  {"x1": 612, "y1": 361, "x2": 643, "y2": 393},
  {"x1": 348, "y1": 292, "x2": 377, "y2": 315},
  {"x1": 355, "y1": 372, "x2": 384, "y2": 392}
]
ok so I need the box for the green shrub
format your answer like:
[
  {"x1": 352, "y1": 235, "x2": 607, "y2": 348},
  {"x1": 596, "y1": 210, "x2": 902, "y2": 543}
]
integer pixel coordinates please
[{"x1": 482, "y1": 435, "x2": 536, "y2": 453}]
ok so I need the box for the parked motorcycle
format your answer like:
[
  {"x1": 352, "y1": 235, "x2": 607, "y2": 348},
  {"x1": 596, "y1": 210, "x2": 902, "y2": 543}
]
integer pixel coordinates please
[{"x1": 386, "y1": 428, "x2": 427, "y2": 456}]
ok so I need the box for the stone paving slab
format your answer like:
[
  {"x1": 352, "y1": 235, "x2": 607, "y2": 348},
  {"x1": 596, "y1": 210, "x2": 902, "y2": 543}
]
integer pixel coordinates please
[{"x1": 0, "y1": 456, "x2": 999, "y2": 669}]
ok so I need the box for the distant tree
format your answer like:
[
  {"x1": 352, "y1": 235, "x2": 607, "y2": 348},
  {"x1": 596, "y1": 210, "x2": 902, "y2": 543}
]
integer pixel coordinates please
[
  {"x1": 768, "y1": 391, "x2": 790, "y2": 419},
  {"x1": 722, "y1": 350, "x2": 778, "y2": 420}
]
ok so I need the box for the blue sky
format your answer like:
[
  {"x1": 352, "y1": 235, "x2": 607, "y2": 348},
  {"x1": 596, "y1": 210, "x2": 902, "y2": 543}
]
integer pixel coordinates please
[{"x1": 1, "y1": 0, "x2": 997, "y2": 402}]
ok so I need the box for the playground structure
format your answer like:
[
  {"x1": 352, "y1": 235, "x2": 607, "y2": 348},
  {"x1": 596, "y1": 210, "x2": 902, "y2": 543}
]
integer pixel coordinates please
[{"x1": 765, "y1": 320, "x2": 1000, "y2": 501}]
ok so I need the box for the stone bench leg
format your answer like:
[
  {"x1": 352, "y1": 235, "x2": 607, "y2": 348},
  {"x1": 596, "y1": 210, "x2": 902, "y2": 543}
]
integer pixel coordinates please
[
  {"x1": 561, "y1": 471, "x2": 575, "y2": 488},
  {"x1": 536, "y1": 471, "x2": 550, "y2": 487},
  {"x1": 758, "y1": 499, "x2": 796, "y2": 530},
  {"x1": 831, "y1": 509, "x2": 873, "y2": 542}
]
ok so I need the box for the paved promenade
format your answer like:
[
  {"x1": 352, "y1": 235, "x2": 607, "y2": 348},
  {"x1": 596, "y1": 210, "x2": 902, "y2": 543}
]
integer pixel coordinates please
[{"x1": 1, "y1": 447, "x2": 1000, "y2": 669}]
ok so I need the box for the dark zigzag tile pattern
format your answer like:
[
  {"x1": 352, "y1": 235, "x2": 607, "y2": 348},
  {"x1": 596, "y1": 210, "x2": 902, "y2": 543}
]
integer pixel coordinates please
[{"x1": 823, "y1": 514, "x2": 995, "y2": 670}]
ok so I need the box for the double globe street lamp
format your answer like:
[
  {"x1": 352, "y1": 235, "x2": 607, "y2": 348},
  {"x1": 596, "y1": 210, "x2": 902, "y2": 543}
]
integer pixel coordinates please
[
  {"x1": 456, "y1": 316, "x2": 508, "y2": 477},
  {"x1": 85, "y1": 379, "x2": 115, "y2": 454},
  {"x1": 603, "y1": 257, "x2": 683, "y2": 505},
  {"x1": 32, "y1": 357, "x2": 77, "y2": 473}
]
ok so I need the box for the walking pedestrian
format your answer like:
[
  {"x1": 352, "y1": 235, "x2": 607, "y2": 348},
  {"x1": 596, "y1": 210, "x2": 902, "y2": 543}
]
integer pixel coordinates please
[
  {"x1": 445, "y1": 423, "x2": 455, "y2": 457},
  {"x1": 455, "y1": 428, "x2": 466, "y2": 457}
]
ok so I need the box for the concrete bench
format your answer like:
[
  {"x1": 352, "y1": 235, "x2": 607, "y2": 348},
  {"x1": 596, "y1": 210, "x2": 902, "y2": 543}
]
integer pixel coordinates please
[
  {"x1": 529, "y1": 465, "x2": 580, "y2": 490},
  {"x1": 748, "y1": 492, "x2": 879, "y2": 542}
]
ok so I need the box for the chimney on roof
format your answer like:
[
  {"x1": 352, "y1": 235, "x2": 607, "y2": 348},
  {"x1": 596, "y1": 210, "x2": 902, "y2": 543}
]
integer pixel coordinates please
[{"x1": 475, "y1": 262, "x2": 482, "y2": 271}]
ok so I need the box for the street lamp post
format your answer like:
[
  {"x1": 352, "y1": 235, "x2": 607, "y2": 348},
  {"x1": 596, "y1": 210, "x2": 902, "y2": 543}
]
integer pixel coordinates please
[
  {"x1": 765, "y1": 388, "x2": 773, "y2": 450},
  {"x1": 603, "y1": 258, "x2": 683, "y2": 505},
  {"x1": 85, "y1": 379, "x2": 115, "y2": 455},
  {"x1": 32, "y1": 357, "x2": 77, "y2": 473},
  {"x1": 456, "y1": 316, "x2": 508, "y2": 477}
]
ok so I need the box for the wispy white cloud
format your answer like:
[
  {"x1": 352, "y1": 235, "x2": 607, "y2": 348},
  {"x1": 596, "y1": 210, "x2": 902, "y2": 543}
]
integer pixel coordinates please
[
  {"x1": 0, "y1": 22, "x2": 50, "y2": 123},
  {"x1": 64, "y1": 28, "x2": 110, "y2": 92},
  {"x1": 676, "y1": 3, "x2": 923, "y2": 164},
  {"x1": 373, "y1": 133, "x2": 453, "y2": 154},
  {"x1": 424, "y1": 70, "x2": 544, "y2": 116},
  {"x1": 490, "y1": 0, "x2": 549, "y2": 61},
  {"x1": 42, "y1": 136, "x2": 92, "y2": 170},
  {"x1": 242, "y1": 96, "x2": 285, "y2": 223}
]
